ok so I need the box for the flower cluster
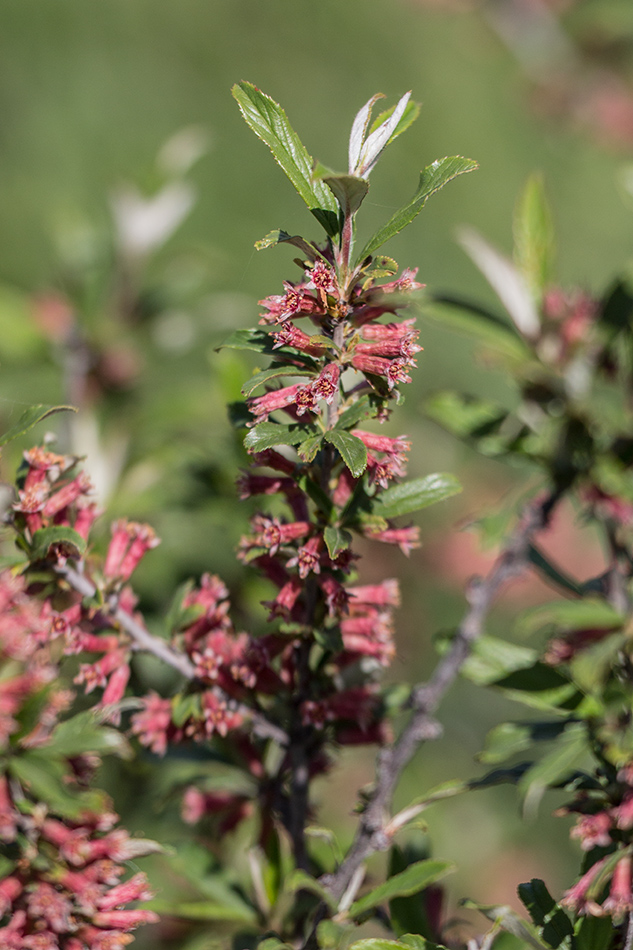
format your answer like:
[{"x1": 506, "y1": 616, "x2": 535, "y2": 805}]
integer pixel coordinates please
[{"x1": 0, "y1": 570, "x2": 158, "y2": 948}]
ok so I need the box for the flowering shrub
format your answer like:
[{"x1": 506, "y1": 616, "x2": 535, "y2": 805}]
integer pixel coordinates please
[{"x1": 5, "y1": 81, "x2": 633, "y2": 950}]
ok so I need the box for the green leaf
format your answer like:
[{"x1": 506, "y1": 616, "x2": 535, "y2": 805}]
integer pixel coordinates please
[
  {"x1": 349, "y1": 942, "x2": 424, "y2": 950},
  {"x1": 241, "y1": 366, "x2": 315, "y2": 398},
  {"x1": 367, "y1": 98, "x2": 421, "y2": 144},
  {"x1": 459, "y1": 635, "x2": 537, "y2": 686},
  {"x1": 349, "y1": 860, "x2": 454, "y2": 918},
  {"x1": 513, "y1": 174, "x2": 555, "y2": 298},
  {"x1": 519, "y1": 722, "x2": 588, "y2": 816},
  {"x1": 232, "y1": 82, "x2": 339, "y2": 236},
  {"x1": 244, "y1": 422, "x2": 319, "y2": 453},
  {"x1": 337, "y1": 395, "x2": 374, "y2": 429},
  {"x1": 479, "y1": 721, "x2": 570, "y2": 766},
  {"x1": 30, "y1": 526, "x2": 87, "y2": 562},
  {"x1": 374, "y1": 473, "x2": 462, "y2": 519},
  {"x1": 297, "y1": 433, "x2": 323, "y2": 463},
  {"x1": 357, "y1": 156, "x2": 478, "y2": 262},
  {"x1": 517, "y1": 879, "x2": 573, "y2": 949},
  {"x1": 147, "y1": 899, "x2": 257, "y2": 922},
  {"x1": 324, "y1": 429, "x2": 368, "y2": 477},
  {"x1": 171, "y1": 694, "x2": 201, "y2": 728},
  {"x1": 458, "y1": 227, "x2": 540, "y2": 339},
  {"x1": 254, "y1": 229, "x2": 323, "y2": 260},
  {"x1": 285, "y1": 869, "x2": 338, "y2": 911},
  {"x1": 425, "y1": 392, "x2": 508, "y2": 450},
  {"x1": 313, "y1": 164, "x2": 369, "y2": 217},
  {"x1": 421, "y1": 296, "x2": 527, "y2": 360},
  {"x1": 0, "y1": 404, "x2": 76, "y2": 447},
  {"x1": 527, "y1": 546, "x2": 584, "y2": 598},
  {"x1": 461, "y1": 900, "x2": 550, "y2": 950},
  {"x1": 9, "y1": 753, "x2": 106, "y2": 818},
  {"x1": 323, "y1": 525, "x2": 352, "y2": 558},
  {"x1": 46, "y1": 711, "x2": 132, "y2": 759},
  {"x1": 574, "y1": 913, "x2": 614, "y2": 950},
  {"x1": 516, "y1": 599, "x2": 623, "y2": 638}
]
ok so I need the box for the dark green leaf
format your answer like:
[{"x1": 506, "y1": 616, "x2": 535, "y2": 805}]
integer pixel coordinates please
[
  {"x1": 517, "y1": 879, "x2": 573, "y2": 949},
  {"x1": 297, "y1": 434, "x2": 323, "y2": 463},
  {"x1": 254, "y1": 229, "x2": 323, "y2": 261},
  {"x1": 574, "y1": 913, "x2": 614, "y2": 950},
  {"x1": 241, "y1": 366, "x2": 315, "y2": 398},
  {"x1": 30, "y1": 526, "x2": 87, "y2": 562},
  {"x1": 374, "y1": 473, "x2": 461, "y2": 519},
  {"x1": 349, "y1": 860, "x2": 454, "y2": 918},
  {"x1": 337, "y1": 395, "x2": 374, "y2": 430},
  {"x1": 313, "y1": 163, "x2": 369, "y2": 217},
  {"x1": 357, "y1": 156, "x2": 478, "y2": 262},
  {"x1": 323, "y1": 526, "x2": 352, "y2": 558},
  {"x1": 0, "y1": 404, "x2": 76, "y2": 447},
  {"x1": 519, "y1": 723, "x2": 588, "y2": 815},
  {"x1": 459, "y1": 635, "x2": 536, "y2": 685},
  {"x1": 324, "y1": 429, "x2": 367, "y2": 477},
  {"x1": 513, "y1": 174, "x2": 555, "y2": 297},
  {"x1": 232, "y1": 82, "x2": 339, "y2": 236},
  {"x1": 244, "y1": 422, "x2": 318, "y2": 453},
  {"x1": 527, "y1": 545, "x2": 584, "y2": 597}
]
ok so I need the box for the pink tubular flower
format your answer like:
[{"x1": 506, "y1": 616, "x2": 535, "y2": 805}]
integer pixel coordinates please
[
  {"x1": 104, "y1": 520, "x2": 160, "y2": 582},
  {"x1": 42, "y1": 471, "x2": 93, "y2": 519},
  {"x1": 570, "y1": 811, "x2": 613, "y2": 851},
  {"x1": 360, "y1": 317, "x2": 418, "y2": 341},
  {"x1": 560, "y1": 856, "x2": 608, "y2": 914},
  {"x1": 351, "y1": 430, "x2": 411, "y2": 456},
  {"x1": 367, "y1": 525, "x2": 420, "y2": 555},
  {"x1": 251, "y1": 516, "x2": 311, "y2": 556},
  {"x1": 312, "y1": 362, "x2": 340, "y2": 403},
  {"x1": 248, "y1": 383, "x2": 305, "y2": 422},
  {"x1": 258, "y1": 280, "x2": 321, "y2": 324},
  {"x1": 602, "y1": 853, "x2": 633, "y2": 919},
  {"x1": 272, "y1": 324, "x2": 327, "y2": 356},
  {"x1": 350, "y1": 353, "x2": 413, "y2": 388},
  {"x1": 348, "y1": 579, "x2": 400, "y2": 607},
  {"x1": 130, "y1": 693, "x2": 174, "y2": 756}
]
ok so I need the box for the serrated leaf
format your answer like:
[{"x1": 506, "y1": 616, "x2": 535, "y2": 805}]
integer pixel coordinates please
[
  {"x1": 0, "y1": 404, "x2": 76, "y2": 447},
  {"x1": 254, "y1": 229, "x2": 324, "y2": 261},
  {"x1": 353, "y1": 92, "x2": 412, "y2": 179},
  {"x1": 30, "y1": 526, "x2": 87, "y2": 562},
  {"x1": 514, "y1": 173, "x2": 555, "y2": 298},
  {"x1": 232, "y1": 82, "x2": 339, "y2": 236},
  {"x1": 244, "y1": 422, "x2": 318, "y2": 453},
  {"x1": 517, "y1": 879, "x2": 573, "y2": 949},
  {"x1": 337, "y1": 395, "x2": 373, "y2": 430},
  {"x1": 374, "y1": 473, "x2": 461, "y2": 519},
  {"x1": 367, "y1": 98, "x2": 421, "y2": 145},
  {"x1": 323, "y1": 525, "x2": 352, "y2": 558},
  {"x1": 297, "y1": 433, "x2": 323, "y2": 463},
  {"x1": 324, "y1": 429, "x2": 367, "y2": 477},
  {"x1": 349, "y1": 860, "x2": 454, "y2": 918},
  {"x1": 458, "y1": 227, "x2": 540, "y2": 340},
  {"x1": 241, "y1": 366, "x2": 315, "y2": 398},
  {"x1": 358, "y1": 156, "x2": 478, "y2": 261},
  {"x1": 349, "y1": 94, "x2": 385, "y2": 175}
]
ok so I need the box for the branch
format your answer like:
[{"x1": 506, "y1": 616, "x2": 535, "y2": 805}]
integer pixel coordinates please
[
  {"x1": 315, "y1": 489, "x2": 560, "y2": 912},
  {"x1": 54, "y1": 562, "x2": 289, "y2": 747}
]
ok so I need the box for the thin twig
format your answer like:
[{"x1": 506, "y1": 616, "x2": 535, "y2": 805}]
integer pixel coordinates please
[
  {"x1": 54, "y1": 562, "x2": 289, "y2": 746},
  {"x1": 309, "y1": 490, "x2": 559, "y2": 931}
]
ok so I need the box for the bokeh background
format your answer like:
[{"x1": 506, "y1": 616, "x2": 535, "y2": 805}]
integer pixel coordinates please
[{"x1": 2, "y1": 0, "x2": 633, "y2": 945}]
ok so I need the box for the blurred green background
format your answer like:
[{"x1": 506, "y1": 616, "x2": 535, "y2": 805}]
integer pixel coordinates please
[{"x1": 2, "y1": 0, "x2": 633, "y2": 944}]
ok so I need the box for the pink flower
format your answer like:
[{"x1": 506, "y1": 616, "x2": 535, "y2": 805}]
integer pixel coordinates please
[
  {"x1": 104, "y1": 520, "x2": 160, "y2": 581},
  {"x1": 570, "y1": 811, "x2": 613, "y2": 851},
  {"x1": 248, "y1": 383, "x2": 305, "y2": 422},
  {"x1": 287, "y1": 535, "x2": 323, "y2": 578},
  {"x1": 348, "y1": 579, "x2": 400, "y2": 607},
  {"x1": 272, "y1": 324, "x2": 327, "y2": 356},
  {"x1": 603, "y1": 853, "x2": 633, "y2": 919},
  {"x1": 130, "y1": 693, "x2": 174, "y2": 756},
  {"x1": 366, "y1": 525, "x2": 420, "y2": 555}
]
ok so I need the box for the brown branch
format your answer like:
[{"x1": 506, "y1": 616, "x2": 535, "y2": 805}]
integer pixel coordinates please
[
  {"x1": 312, "y1": 489, "x2": 560, "y2": 922},
  {"x1": 54, "y1": 562, "x2": 289, "y2": 747}
]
